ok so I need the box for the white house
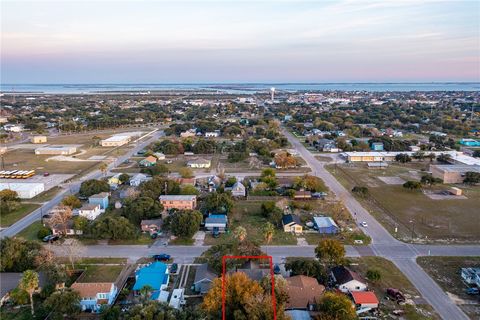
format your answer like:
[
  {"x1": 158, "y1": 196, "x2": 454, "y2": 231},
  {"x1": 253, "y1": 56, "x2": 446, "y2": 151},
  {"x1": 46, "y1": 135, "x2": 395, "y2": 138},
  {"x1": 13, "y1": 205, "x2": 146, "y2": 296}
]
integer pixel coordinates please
[
  {"x1": 78, "y1": 204, "x2": 102, "y2": 220},
  {"x1": 205, "y1": 131, "x2": 220, "y2": 138},
  {"x1": 129, "y1": 173, "x2": 150, "y2": 187},
  {"x1": 154, "y1": 152, "x2": 166, "y2": 160},
  {"x1": 187, "y1": 158, "x2": 211, "y2": 168},
  {"x1": 230, "y1": 182, "x2": 246, "y2": 197},
  {"x1": 169, "y1": 288, "x2": 185, "y2": 309},
  {"x1": 71, "y1": 282, "x2": 118, "y2": 313},
  {"x1": 330, "y1": 266, "x2": 367, "y2": 293}
]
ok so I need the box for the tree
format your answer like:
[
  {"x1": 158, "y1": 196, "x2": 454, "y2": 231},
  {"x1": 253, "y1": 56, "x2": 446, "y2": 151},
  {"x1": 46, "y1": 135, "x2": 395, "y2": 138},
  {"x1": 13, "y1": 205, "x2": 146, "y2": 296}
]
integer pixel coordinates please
[
  {"x1": 316, "y1": 292, "x2": 357, "y2": 320},
  {"x1": 123, "y1": 196, "x2": 162, "y2": 225},
  {"x1": 420, "y1": 174, "x2": 442, "y2": 187},
  {"x1": 48, "y1": 205, "x2": 73, "y2": 236},
  {"x1": 9, "y1": 287, "x2": 29, "y2": 305},
  {"x1": 274, "y1": 152, "x2": 297, "y2": 169},
  {"x1": 119, "y1": 173, "x2": 130, "y2": 184},
  {"x1": 72, "y1": 216, "x2": 89, "y2": 232},
  {"x1": 351, "y1": 186, "x2": 369, "y2": 197},
  {"x1": 99, "y1": 162, "x2": 108, "y2": 177},
  {"x1": 43, "y1": 288, "x2": 81, "y2": 320},
  {"x1": 260, "y1": 201, "x2": 283, "y2": 226},
  {"x1": 122, "y1": 301, "x2": 204, "y2": 320},
  {"x1": 0, "y1": 237, "x2": 42, "y2": 272},
  {"x1": 79, "y1": 179, "x2": 110, "y2": 197},
  {"x1": 203, "y1": 191, "x2": 234, "y2": 214},
  {"x1": 37, "y1": 225, "x2": 52, "y2": 239},
  {"x1": 412, "y1": 151, "x2": 425, "y2": 161},
  {"x1": 261, "y1": 168, "x2": 276, "y2": 178},
  {"x1": 234, "y1": 226, "x2": 247, "y2": 241},
  {"x1": 437, "y1": 153, "x2": 452, "y2": 164},
  {"x1": 138, "y1": 285, "x2": 154, "y2": 304},
  {"x1": 403, "y1": 180, "x2": 422, "y2": 191},
  {"x1": 61, "y1": 238, "x2": 85, "y2": 270},
  {"x1": 0, "y1": 189, "x2": 21, "y2": 213},
  {"x1": 139, "y1": 176, "x2": 180, "y2": 199},
  {"x1": 179, "y1": 167, "x2": 194, "y2": 178},
  {"x1": 395, "y1": 153, "x2": 412, "y2": 163},
  {"x1": 141, "y1": 163, "x2": 169, "y2": 176},
  {"x1": 426, "y1": 153, "x2": 436, "y2": 162},
  {"x1": 473, "y1": 150, "x2": 480, "y2": 158},
  {"x1": 263, "y1": 222, "x2": 275, "y2": 244},
  {"x1": 61, "y1": 195, "x2": 81, "y2": 209},
  {"x1": 225, "y1": 176, "x2": 237, "y2": 187},
  {"x1": 166, "y1": 210, "x2": 202, "y2": 238},
  {"x1": 202, "y1": 272, "x2": 264, "y2": 319},
  {"x1": 294, "y1": 175, "x2": 327, "y2": 192},
  {"x1": 260, "y1": 274, "x2": 289, "y2": 306},
  {"x1": 285, "y1": 258, "x2": 325, "y2": 281},
  {"x1": 315, "y1": 239, "x2": 345, "y2": 268},
  {"x1": 92, "y1": 216, "x2": 137, "y2": 240},
  {"x1": 464, "y1": 171, "x2": 480, "y2": 185},
  {"x1": 19, "y1": 270, "x2": 39, "y2": 315},
  {"x1": 180, "y1": 184, "x2": 199, "y2": 195},
  {"x1": 366, "y1": 269, "x2": 381, "y2": 282}
]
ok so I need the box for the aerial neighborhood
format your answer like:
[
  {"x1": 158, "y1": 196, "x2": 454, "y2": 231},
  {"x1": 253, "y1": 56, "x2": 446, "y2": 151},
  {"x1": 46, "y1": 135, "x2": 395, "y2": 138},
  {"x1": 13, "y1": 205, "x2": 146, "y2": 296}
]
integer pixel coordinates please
[{"x1": 0, "y1": 89, "x2": 479, "y2": 320}]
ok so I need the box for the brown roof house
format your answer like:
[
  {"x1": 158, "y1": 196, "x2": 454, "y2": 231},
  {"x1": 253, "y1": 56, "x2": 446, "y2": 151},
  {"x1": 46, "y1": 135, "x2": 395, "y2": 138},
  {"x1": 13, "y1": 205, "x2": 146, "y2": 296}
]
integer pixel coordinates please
[
  {"x1": 159, "y1": 195, "x2": 197, "y2": 211},
  {"x1": 233, "y1": 260, "x2": 270, "y2": 281},
  {"x1": 286, "y1": 275, "x2": 325, "y2": 310},
  {"x1": 141, "y1": 219, "x2": 163, "y2": 234}
]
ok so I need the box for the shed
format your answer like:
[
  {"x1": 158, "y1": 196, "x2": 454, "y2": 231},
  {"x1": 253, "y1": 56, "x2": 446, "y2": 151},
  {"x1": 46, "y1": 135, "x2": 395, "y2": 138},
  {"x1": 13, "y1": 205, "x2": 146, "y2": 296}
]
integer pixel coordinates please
[
  {"x1": 313, "y1": 216, "x2": 339, "y2": 234},
  {"x1": 351, "y1": 291, "x2": 379, "y2": 309}
]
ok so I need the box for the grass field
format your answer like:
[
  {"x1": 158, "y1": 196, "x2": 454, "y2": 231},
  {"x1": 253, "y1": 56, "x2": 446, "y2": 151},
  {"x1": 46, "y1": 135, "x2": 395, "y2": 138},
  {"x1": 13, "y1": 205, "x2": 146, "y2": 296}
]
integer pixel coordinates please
[
  {"x1": 327, "y1": 163, "x2": 480, "y2": 243},
  {"x1": 79, "y1": 265, "x2": 124, "y2": 282},
  {"x1": 417, "y1": 256, "x2": 480, "y2": 319},
  {"x1": 204, "y1": 200, "x2": 297, "y2": 246},
  {"x1": 17, "y1": 221, "x2": 43, "y2": 241},
  {"x1": 108, "y1": 233, "x2": 155, "y2": 245},
  {"x1": 30, "y1": 186, "x2": 62, "y2": 203},
  {"x1": 0, "y1": 203, "x2": 40, "y2": 227},
  {"x1": 349, "y1": 256, "x2": 439, "y2": 320}
]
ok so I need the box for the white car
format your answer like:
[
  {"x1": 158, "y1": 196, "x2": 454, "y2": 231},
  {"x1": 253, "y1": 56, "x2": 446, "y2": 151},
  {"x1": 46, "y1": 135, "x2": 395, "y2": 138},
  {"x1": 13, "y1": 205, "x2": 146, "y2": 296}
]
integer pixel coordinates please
[{"x1": 360, "y1": 221, "x2": 368, "y2": 227}]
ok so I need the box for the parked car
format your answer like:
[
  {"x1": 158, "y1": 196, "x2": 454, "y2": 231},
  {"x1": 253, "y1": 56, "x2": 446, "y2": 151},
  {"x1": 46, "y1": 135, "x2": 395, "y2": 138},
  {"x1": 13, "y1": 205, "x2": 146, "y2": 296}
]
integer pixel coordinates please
[
  {"x1": 387, "y1": 288, "x2": 406, "y2": 303},
  {"x1": 153, "y1": 254, "x2": 171, "y2": 261},
  {"x1": 170, "y1": 263, "x2": 178, "y2": 274},
  {"x1": 466, "y1": 288, "x2": 479, "y2": 295},
  {"x1": 360, "y1": 221, "x2": 368, "y2": 227},
  {"x1": 42, "y1": 234, "x2": 59, "y2": 243},
  {"x1": 273, "y1": 264, "x2": 281, "y2": 274},
  {"x1": 43, "y1": 172, "x2": 50, "y2": 177}
]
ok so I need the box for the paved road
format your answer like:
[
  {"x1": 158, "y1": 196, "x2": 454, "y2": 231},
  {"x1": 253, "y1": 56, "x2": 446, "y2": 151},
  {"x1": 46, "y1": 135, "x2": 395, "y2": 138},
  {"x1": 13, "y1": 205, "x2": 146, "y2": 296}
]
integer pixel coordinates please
[
  {"x1": 0, "y1": 129, "x2": 162, "y2": 238},
  {"x1": 282, "y1": 129, "x2": 472, "y2": 320}
]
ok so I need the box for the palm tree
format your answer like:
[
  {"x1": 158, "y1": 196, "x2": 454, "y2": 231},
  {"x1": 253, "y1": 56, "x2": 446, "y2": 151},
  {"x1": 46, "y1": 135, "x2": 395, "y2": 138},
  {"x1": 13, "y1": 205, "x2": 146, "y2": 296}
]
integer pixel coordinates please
[
  {"x1": 20, "y1": 270, "x2": 39, "y2": 315},
  {"x1": 234, "y1": 226, "x2": 247, "y2": 242},
  {"x1": 139, "y1": 285, "x2": 153, "y2": 304},
  {"x1": 99, "y1": 162, "x2": 108, "y2": 177},
  {"x1": 263, "y1": 222, "x2": 275, "y2": 244}
]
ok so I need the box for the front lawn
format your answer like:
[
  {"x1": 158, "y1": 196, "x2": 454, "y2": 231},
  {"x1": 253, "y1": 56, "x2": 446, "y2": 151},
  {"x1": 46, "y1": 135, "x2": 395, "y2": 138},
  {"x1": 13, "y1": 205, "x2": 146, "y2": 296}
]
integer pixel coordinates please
[
  {"x1": 17, "y1": 221, "x2": 44, "y2": 241},
  {"x1": 79, "y1": 265, "x2": 125, "y2": 282},
  {"x1": 0, "y1": 203, "x2": 40, "y2": 227}
]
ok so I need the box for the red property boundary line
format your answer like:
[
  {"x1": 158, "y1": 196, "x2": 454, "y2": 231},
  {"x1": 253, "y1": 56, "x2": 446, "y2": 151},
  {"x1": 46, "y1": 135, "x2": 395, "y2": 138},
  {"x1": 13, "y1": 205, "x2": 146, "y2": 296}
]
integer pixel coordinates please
[{"x1": 221, "y1": 255, "x2": 277, "y2": 320}]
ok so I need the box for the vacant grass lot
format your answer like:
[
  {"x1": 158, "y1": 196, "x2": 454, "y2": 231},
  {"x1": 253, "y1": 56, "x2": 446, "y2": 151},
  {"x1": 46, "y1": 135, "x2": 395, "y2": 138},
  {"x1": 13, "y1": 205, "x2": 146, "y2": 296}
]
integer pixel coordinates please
[
  {"x1": 204, "y1": 200, "x2": 297, "y2": 245},
  {"x1": 350, "y1": 257, "x2": 439, "y2": 320},
  {"x1": 417, "y1": 256, "x2": 480, "y2": 319},
  {"x1": 17, "y1": 221, "x2": 43, "y2": 241},
  {"x1": 79, "y1": 265, "x2": 124, "y2": 282},
  {"x1": 0, "y1": 203, "x2": 40, "y2": 227},
  {"x1": 327, "y1": 163, "x2": 480, "y2": 243}
]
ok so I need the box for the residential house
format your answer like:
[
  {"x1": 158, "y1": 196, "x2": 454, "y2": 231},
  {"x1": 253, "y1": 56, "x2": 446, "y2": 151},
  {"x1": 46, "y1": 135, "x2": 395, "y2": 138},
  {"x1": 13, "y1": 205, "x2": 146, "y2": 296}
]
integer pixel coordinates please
[
  {"x1": 282, "y1": 214, "x2": 303, "y2": 234},
  {"x1": 205, "y1": 214, "x2": 228, "y2": 233},
  {"x1": 88, "y1": 192, "x2": 109, "y2": 211},
  {"x1": 234, "y1": 260, "x2": 270, "y2": 281},
  {"x1": 154, "y1": 152, "x2": 166, "y2": 160},
  {"x1": 139, "y1": 156, "x2": 157, "y2": 167},
  {"x1": 140, "y1": 219, "x2": 163, "y2": 234},
  {"x1": 108, "y1": 173, "x2": 122, "y2": 186},
  {"x1": 330, "y1": 266, "x2": 367, "y2": 293},
  {"x1": 205, "y1": 131, "x2": 220, "y2": 138},
  {"x1": 51, "y1": 220, "x2": 83, "y2": 236},
  {"x1": 129, "y1": 173, "x2": 150, "y2": 187},
  {"x1": 285, "y1": 275, "x2": 325, "y2": 310},
  {"x1": 313, "y1": 216, "x2": 339, "y2": 234},
  {"x1": 230, "y1": 182, "x2": 246, "y2": 197},
  {"x1": 71, "y1": 282, "x2": 118, "y2": 313},
  {"x1": 461, "y1": 267, "x2": 480, "y2": 286},
  {"x1": 133, "y1": 262, "x2": 169, "y2": 301},
  {"x1": 159, "y1": 195, "x2": 197, "y2": 211},
  {"x1": 294, "y1": 190, "x2": 312, "y2": 200},
  {"x1": 180, "y1": 129, "x2": 196, "y2": 138},
  {"x1": 351, "y1": 291, "x2": 379, "y2": 310},
  {"x1": 187, "y1": 158, "x2": 211, "y2": 169},
  {"x1": 78, "y1": 204, "x2": 102, "y2": 220},
  {"x1": 194, "y1": 264, "x2": 217, "y2": 294}
]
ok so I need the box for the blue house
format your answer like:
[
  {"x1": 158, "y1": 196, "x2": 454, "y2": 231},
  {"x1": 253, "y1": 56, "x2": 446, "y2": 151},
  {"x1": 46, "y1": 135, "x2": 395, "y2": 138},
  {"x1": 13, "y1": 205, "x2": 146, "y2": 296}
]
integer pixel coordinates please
[
  {"x1": 313, "y1": 216, "x2": 339, "y2": 234},
  {"x1": 459, "y1": 139, "x2": 480, "y2": 147},
  {"x1": 371, "y1": 142, "x2": 384, "y2": 151},
  {"x1": 133, "y1": 262, "x2": 169, "y2": 301},
  {"x1": 88, "y1": 192, "x2": 109, "y2": 211}
]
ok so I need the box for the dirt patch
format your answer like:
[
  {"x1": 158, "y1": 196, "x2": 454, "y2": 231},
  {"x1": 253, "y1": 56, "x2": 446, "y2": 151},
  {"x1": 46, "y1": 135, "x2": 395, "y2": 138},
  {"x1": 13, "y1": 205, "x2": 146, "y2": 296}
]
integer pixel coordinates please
[{"x1": 378, "y1": 176, "x2": 406, "y2": 185}]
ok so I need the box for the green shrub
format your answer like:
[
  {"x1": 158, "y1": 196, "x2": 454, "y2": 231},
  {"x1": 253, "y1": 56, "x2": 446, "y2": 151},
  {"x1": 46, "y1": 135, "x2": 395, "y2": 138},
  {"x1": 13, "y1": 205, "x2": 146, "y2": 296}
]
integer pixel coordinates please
[{"x1": 37, "y1": 226, "x2": 52, "y2": 239}]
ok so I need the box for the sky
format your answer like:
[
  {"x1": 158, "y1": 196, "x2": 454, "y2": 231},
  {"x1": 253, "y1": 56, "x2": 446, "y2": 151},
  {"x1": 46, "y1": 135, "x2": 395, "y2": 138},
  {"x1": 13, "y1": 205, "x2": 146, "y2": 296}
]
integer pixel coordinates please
[{"x1": 1, "y1": 0, "x2": 479, "y2": 83}]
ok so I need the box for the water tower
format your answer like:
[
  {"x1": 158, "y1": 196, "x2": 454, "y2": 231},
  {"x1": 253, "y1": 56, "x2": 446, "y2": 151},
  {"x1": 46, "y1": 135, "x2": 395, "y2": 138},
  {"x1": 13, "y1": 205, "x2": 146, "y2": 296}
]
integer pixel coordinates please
[{"x1": 270, "y1": 87, "x2": 275, "y2": 101}]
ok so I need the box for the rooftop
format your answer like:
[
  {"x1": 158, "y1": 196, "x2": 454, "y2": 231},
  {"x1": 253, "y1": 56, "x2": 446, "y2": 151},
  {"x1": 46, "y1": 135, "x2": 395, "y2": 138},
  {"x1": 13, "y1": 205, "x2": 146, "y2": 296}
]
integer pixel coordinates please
[
  {"x1": 286, "y1": 275, "x2": 325, "y2": 309},
  {"x1": 313, "y1": 216, "x2": 338, "y2": 228},
  {"x1": 159, "y1": 195, "x2": 196, "y2": 201},
  {"x1": 351, "y1": 291, "x2": 379, "y2": 305}
]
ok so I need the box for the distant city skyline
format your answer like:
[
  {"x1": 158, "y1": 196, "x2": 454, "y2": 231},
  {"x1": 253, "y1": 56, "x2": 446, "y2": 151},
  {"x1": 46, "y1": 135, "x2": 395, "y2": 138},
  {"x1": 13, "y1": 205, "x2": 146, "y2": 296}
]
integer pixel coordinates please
[{"x1": 1, "y1": 0, "x2": 479, "y2": 84}]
